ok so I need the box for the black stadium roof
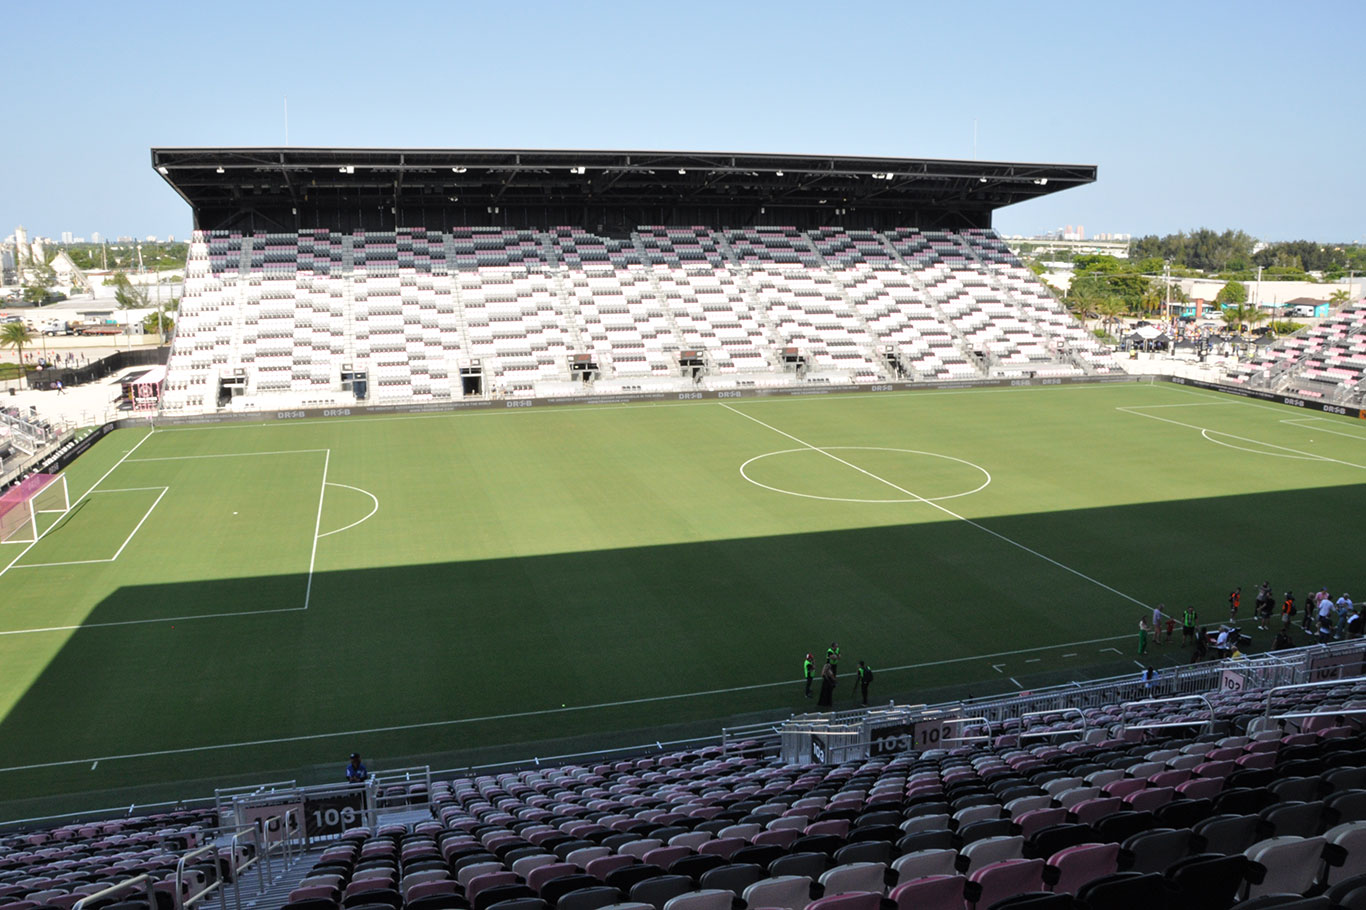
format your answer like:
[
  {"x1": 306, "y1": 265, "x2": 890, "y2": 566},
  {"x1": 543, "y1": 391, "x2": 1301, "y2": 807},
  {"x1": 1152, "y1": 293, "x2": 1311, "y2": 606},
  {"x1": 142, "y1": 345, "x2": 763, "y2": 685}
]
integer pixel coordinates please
[{"x1": 150, "y1": 147, "x2": 1096, "y2": 234}]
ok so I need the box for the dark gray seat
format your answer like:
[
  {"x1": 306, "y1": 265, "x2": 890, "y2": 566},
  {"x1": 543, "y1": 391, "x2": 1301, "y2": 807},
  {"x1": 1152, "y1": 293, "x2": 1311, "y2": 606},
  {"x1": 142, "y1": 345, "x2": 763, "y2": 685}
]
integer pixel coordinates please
[{"x1": 1121, "y1": 827, "x2": 1196, "y2": 874}]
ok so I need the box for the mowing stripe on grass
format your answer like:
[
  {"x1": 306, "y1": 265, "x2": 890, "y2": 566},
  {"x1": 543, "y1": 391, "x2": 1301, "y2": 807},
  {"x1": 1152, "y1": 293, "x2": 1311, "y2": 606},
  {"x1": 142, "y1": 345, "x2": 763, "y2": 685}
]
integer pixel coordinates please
[
  {"x1": 0, "y1": 632, "x2": 1131, "y2": 774},
  {"x1": 719, "y1": 402, "x2": 1154, "y2": 613}
]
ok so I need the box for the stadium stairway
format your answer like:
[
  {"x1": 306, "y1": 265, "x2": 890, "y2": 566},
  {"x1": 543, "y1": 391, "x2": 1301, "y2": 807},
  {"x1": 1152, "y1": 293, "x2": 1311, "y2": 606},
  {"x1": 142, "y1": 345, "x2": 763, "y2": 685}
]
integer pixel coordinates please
[{"x1": 233, "y1": 806, "x2": 437, "y2": 909}]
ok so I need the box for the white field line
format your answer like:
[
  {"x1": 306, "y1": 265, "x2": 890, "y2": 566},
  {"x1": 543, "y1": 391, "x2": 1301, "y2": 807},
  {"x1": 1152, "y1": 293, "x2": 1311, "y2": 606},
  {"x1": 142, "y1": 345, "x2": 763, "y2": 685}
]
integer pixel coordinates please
[
  {"x1": 125, "y1": 448, "x2": 329, "y2": 462},
  {"x1": 302, "y1": 450, "x2": 330, "y2": 611},
  {"x1": 1116, "y1": 406, "x2": 1366, "y2": 470},
  {"x1": 0, "y1": 606, "x2": 308, "y2": 638},
  {"x1": 0, "y1": 429, "x2": 155, "y2": 581},
  {"x1": 107, "y1": 487, "x2": 169, "y2": 562},
  {"x1": 151, "y1": 381, "x2": 1138, "y2": 434},
  {"x1": 719, "y1": 403, "x2": 1152, "y2": 612},
  {"x1": 13, "y1": 487, "x2": 169, "y2": 569},
  {"x1": 316, "y1": 482, "x2": 378, "y2": 538},
  {"x1": 0, "y1": 632, "x2": 1132, "y2": 774},
  {"x1": 1281, "y1": 417, "x2": 1366, "y2": 441},
  {"x1": 1, "y1": 446, "x2": 329, "y2": 632}
]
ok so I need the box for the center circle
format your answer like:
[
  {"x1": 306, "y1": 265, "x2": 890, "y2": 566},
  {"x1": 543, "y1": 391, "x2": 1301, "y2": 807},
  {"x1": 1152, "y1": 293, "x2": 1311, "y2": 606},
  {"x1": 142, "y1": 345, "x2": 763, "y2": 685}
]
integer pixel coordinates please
[{"x1": 739, "y1": 446, "x2": 991, "y2": 504}]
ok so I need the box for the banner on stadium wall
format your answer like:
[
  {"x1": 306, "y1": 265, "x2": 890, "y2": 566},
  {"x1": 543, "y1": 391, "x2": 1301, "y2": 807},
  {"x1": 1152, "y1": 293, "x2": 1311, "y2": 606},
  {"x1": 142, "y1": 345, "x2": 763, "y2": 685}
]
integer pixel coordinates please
[
  {"x1": 1165, "y1": 376, "x2": 1366, "y2": 419},
  {"x1": 122, "y1": 373, "x2": 1141, "y2": 430}
]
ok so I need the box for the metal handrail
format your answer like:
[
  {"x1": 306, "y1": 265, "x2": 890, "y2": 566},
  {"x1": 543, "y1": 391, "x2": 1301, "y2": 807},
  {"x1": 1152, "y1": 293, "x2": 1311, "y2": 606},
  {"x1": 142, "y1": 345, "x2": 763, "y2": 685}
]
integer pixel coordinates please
[
  {"x1": 174, "y1": 843, "x2": 223, "y2": 910},
  {"x1": 72, "y1": 873, "x2": 158, "y2": 910},
  {"x1": 942, "y1": 715, "x2": 991, "y2": 744},
  {"x1": 1118, "y1": 694, "x2": 1215, "y2": 734},
  {"x1": 1270, "y1": 707, "x2": 1366, "y2": 722},
  {"x1": 1018, "y1": 707, "x2": 1087, "y2": 741},
  {"x1": 1264, "y1": 673, "x2": 1366, "y2": 718}
]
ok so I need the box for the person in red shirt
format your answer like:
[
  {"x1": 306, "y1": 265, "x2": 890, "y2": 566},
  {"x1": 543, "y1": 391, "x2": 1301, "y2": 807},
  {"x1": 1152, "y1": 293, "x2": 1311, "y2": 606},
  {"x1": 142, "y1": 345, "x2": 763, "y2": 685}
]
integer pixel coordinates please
[
  {"x1": 1229, "y1": 587, "x2": 1241, "y2": 620},
  {"x1": 1282, "y1": 592, "x2": 1296, "y2": 627}
]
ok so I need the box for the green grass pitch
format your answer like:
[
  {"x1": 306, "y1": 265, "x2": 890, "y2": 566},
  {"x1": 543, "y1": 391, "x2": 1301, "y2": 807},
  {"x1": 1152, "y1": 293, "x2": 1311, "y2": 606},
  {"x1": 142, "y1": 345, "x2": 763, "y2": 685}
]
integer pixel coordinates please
[{"x1": 0, "y1": 379, "x2": 1363, "y2": 819}]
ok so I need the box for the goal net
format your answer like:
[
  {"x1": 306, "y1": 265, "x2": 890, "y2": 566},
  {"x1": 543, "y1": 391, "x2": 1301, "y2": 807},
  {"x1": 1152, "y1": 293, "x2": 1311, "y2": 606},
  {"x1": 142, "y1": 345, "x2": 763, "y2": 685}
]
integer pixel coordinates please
[{"x1": 0, "y1": 474, "x2": 71, "y2": 545}]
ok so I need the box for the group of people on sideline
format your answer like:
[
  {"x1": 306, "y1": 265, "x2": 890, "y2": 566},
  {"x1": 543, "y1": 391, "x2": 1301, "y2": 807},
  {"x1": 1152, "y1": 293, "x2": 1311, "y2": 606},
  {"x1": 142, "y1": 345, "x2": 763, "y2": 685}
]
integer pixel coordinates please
[
  {"x1": 803, "y1": 643, "x2": 874, "y2": 709},
  {"x1": 1137, "y1": 583, "x2": 1360, "y2": 664}
]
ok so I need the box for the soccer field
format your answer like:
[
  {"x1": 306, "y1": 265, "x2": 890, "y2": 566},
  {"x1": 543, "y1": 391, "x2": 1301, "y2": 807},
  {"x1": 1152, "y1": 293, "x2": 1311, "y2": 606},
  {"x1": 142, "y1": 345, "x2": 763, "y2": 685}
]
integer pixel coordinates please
[{"x1": 1, "y1": 379, "x2": 1364, "y2": 819}]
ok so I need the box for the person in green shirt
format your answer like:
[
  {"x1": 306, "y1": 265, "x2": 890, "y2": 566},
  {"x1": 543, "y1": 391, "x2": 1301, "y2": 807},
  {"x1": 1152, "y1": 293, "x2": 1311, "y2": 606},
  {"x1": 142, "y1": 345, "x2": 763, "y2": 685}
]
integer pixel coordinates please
[{"x1": 803, "y1": 653, "x2": 814, "y2": 698}]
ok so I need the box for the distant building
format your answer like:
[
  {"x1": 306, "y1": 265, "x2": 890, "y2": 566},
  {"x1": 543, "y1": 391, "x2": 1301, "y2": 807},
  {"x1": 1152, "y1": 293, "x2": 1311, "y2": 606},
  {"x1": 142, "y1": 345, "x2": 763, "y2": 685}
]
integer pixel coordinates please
[
  {"x1": 91, "y1": 231, "x2": 102, "y2": 244},
  {"x1": 60, "y1": 231, "x2": 73, "y2": 244}
]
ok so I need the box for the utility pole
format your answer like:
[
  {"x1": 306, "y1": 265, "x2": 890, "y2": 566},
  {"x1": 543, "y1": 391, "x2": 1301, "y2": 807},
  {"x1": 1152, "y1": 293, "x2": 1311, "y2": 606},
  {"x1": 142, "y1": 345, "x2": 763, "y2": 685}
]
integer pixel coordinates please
[{"x1": 1164, "y1": 260, "x2": 1171, "y2": 328}]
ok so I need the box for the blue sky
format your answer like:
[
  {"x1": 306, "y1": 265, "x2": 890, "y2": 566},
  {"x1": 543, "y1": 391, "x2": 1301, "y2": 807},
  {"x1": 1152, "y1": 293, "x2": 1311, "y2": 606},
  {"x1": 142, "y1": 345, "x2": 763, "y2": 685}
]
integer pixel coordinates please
[{"x1": 4, "y1": 0, "x2": 1363, "y2": 243}]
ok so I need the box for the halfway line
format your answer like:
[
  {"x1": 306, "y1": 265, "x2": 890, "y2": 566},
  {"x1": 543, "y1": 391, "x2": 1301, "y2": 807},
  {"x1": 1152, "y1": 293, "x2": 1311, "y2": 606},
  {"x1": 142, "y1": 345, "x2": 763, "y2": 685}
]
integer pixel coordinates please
[{"x1": 719, "y1": 402, "x2": 1152, "y2": 612}]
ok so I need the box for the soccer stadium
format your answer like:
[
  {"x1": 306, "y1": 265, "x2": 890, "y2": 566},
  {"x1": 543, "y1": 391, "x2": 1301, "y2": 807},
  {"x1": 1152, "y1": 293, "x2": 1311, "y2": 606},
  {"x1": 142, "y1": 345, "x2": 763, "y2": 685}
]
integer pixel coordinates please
[{"x1": 2, "y1": 142, "x2": 1366, "y2": 910}]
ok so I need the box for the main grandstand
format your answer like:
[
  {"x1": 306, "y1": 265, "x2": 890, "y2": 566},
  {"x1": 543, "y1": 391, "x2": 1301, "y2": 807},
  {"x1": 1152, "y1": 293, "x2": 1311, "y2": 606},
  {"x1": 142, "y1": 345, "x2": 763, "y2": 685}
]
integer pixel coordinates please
[{"x1": 150, "y1": 148, "x2": 1118, "y2": 413}]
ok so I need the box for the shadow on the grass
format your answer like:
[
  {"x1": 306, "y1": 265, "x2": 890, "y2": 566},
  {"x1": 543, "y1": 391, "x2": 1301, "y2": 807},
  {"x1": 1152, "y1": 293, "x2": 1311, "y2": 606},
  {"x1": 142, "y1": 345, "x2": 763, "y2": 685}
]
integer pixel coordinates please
[{"x1": 0, "y1": 481, "x2": 1361, "y2": 821}]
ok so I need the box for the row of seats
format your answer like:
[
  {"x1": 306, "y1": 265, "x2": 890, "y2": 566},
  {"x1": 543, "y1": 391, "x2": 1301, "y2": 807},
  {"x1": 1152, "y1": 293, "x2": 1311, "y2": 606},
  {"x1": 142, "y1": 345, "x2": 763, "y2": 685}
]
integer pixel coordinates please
[{"x1": 163, "y1": 227, "x2": 1119, "y2": 411}]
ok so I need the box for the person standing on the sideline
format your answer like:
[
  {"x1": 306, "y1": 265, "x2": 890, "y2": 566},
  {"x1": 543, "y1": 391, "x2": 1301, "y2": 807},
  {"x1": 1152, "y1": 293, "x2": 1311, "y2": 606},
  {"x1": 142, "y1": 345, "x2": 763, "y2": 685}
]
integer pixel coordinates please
[
  {"x1": 1182, "y1": 607, "x2": 1197, "y2": 646},
  {"x1": 817, "y1": 660, "x2": 836, "y2": 709},
  {"x1": 826, "y1": 642, "x2": 840, "y2": 673},
  {"x1": 1138, "y1": 618, "x2": 1150, "y2": 655},
  {"x1": 1228, "y1": 586, "x2": 1241, "y2": 621},
  {"x1": 803, "y1": 653, "x2": 814, "y2": 699},
  {"x1": 345, "y1": 752, "x2": 368, "y2": 783},
  {"x1": 856, "y1": 660, "x2": 873, "y2": 706}
]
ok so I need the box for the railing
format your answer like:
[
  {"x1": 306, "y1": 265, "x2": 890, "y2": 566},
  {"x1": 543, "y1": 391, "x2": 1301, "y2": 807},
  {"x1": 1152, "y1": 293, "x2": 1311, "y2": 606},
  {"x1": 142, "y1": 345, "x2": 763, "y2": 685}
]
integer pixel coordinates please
[
  {"x1": 175, "y1": 843, "x2": 226, "y2": 910},
  {"x1": 372, "y1": 765, "x2": 432, "y2": 812},
  {"x1": 72, "y1": 873, "x2": 158, "y2": 910},
  {"x1": 1263, "y1": 674, "x2": 1366, "y2": 718},
  {"x1": 940, "y1": 715, "x2": 991, "y2": 745},
  {"x1": 1118, "y1": 695, "x2": 1215, "y2": 736},
  {"x1": 1017, "y1": 707, "x2": 1087, "y2": 741}
]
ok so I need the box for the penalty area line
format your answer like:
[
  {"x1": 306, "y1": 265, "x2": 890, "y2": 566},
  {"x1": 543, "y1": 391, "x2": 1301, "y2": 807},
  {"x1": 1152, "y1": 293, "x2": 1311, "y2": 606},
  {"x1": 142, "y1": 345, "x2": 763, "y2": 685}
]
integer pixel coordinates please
[{"x1": 0, "y1": 632, "x2": 1131, "y2": 773}]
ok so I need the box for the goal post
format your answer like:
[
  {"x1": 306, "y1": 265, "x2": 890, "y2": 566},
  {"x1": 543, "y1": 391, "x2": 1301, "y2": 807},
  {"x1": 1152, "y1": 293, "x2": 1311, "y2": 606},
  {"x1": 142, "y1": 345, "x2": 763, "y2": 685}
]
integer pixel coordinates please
[{"x1": 0, "y1": 474, "x2": 71, "y2": 545}]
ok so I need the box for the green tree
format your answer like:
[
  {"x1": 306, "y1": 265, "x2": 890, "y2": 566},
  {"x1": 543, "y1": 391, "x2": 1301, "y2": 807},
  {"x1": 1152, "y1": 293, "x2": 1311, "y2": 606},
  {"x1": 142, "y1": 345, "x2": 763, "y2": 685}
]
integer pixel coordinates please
[
  {"x1": 0, "y1": 322, "x2": 34, "y2": 384},
  {"x1": 21, "y1": 257, "x2": 57, "y2": 305},
  {"x1": 1330, "y1": 289, "x2": 1350, "y2": 306},
  {"x1": 1216, "y1": 280, "x2": 1248, "y2": 304},
  {"x1": 1093, "y1": 296, "x2": 1128, "y2": 340},
  {"x1": 107, "y1": 270, "x2": 149, "y2": 309},
  {"x1": 143, "y1": 312, "x2": 175, "y2": 337}
]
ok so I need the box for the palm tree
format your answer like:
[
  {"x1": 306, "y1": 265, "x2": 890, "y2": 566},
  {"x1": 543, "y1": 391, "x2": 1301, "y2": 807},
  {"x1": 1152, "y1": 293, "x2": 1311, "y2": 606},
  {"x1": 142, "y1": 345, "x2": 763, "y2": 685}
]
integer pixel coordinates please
[
  {"x1": 0, "y1": 322, "x2": 34, "y2": 387},
  {"x1": 1330, "y1": 288, "x2": 1350, "y2": 307},
  {"x1": 1094, "y1": 297, "x2": 1128, "y2": 341}
]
